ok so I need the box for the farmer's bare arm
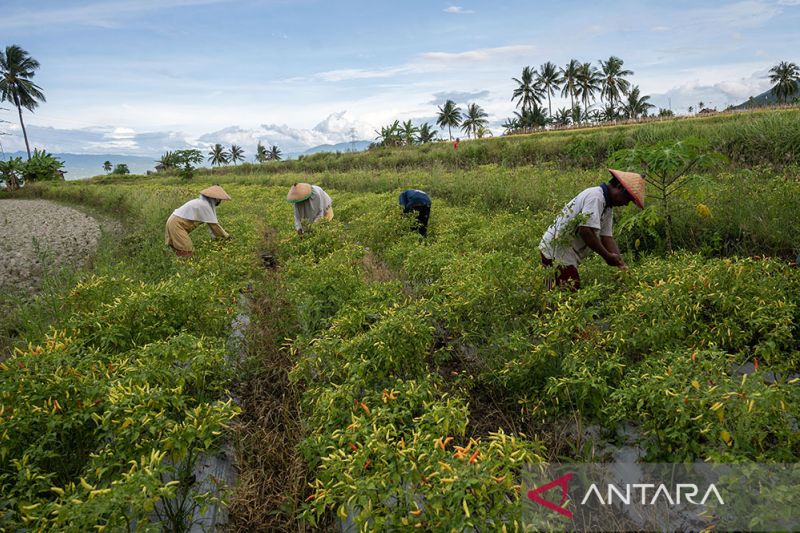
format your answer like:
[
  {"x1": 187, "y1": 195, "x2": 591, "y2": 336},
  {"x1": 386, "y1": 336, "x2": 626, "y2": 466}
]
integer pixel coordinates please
[
  {"x1": 578, "y1": 226, "x2": 623, "y2": 267},
  {"x1": 601, "y1": 235, "x2": 627, "y2": 270},
  {"x1": 601, "y1": 236, "x2": 621, "y2": 256}
]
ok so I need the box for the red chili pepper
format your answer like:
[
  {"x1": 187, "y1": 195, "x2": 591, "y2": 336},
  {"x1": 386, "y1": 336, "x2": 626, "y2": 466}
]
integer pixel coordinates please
[{"x1": 468, "y1": 449, "x2": 480, "y2": 464}]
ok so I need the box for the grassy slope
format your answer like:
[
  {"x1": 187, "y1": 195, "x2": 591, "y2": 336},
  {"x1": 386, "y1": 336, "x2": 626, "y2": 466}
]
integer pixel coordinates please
[{"x1": 186, "y1": 106, "x2": 800, "y2": 176}]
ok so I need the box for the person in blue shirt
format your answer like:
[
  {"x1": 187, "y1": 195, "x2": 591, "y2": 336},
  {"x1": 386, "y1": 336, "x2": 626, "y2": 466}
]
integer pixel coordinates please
[{"x1": 398, "y1": 189, "x2": 432, "y2": 237}]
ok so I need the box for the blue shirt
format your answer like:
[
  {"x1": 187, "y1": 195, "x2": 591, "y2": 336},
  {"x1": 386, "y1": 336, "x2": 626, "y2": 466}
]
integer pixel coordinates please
[{"x1": 398, "y1": 189, "x2": 431, "y2": 212}]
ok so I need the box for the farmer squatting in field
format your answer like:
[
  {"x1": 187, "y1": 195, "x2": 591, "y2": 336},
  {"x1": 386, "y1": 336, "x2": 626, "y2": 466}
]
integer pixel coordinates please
[
  {"x1": 164, "y1": 185, "x2": 232, "y2": 257},
  {"x1": 398, "y1": 189, "x2": 432, "y2": 237},
  {"x1": 287, "y1": 182, "x2": 334, "y2": 234},
  {"x1": 539, "y1": 169, "x2": 645, "y2": 290}
]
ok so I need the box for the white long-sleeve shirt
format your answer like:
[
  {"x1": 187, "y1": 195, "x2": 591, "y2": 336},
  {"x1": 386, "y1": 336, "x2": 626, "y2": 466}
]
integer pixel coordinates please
[{"x1": 293, "y1": 185, "x2": 332, "y2": 231}]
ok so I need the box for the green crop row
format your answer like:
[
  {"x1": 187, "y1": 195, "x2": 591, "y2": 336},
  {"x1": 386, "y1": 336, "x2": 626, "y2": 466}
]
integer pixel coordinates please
[{"x1": 143, "y1": 162, "x2": 800, "y2": 259}]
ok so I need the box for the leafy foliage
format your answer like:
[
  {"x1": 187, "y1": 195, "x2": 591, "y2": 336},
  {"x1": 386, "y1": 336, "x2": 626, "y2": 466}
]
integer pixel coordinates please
[
  {"x1": 609, "y1": 138, "x2": 727, "y2": 250},
  {"x1": 111, "y1": 163, "x2": 129, "y2": 175}
]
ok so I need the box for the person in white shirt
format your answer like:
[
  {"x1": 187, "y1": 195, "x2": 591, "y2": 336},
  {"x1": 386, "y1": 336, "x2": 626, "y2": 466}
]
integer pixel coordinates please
[
  {"x1": 286, "y1": 182, "x2": 333, "y2": 234},
  {"x1": 539, "y1": 169, "x2": 645, "y2": 290},
  {"x1": 164, "y1": 185, "x2": 231, "y2": 257}
]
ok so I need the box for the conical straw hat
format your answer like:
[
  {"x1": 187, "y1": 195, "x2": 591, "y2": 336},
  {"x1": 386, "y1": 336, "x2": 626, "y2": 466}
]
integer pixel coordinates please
[
  {"x1": 287, "y1": 182, "x2": 313, "y2": 203},
  {"x1": 608, "y1": 169, "x2": 645, "y2": 209},
  {"x1": 200, "y1": 185, "x2": 231, "y2": 200}
]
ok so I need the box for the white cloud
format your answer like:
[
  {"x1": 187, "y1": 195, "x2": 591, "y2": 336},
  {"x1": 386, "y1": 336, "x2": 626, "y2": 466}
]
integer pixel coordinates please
[
  {"x1": 191, "y1": 111, "x2": 376, "y2": 154},
  {"x1": 777, "y1": 0, "x2": 800, "y2": 5},
  {"x1": 0, "y1": 124, "x2": 195, "y2": 155},
  {"x1": 316, "y1": 66, "x2": 414, "y2": 82},
  {"x1": 444, "y1": 6, "x2": 474, "y2": 14},
  {"x1": 314, "y1": 44, "x2": 534, "y2": 83},
  {"x1": 419, "y1": 45, "x2": 535, "y2": 63},
  {"x1": 649, "y1": 66, "x2": 773, "y2": 111}
]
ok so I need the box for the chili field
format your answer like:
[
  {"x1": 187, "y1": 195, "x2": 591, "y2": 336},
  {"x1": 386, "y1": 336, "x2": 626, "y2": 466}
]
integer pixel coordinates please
[{"x1": 1, "y1": 123, "x2": 799, "y2": 531}]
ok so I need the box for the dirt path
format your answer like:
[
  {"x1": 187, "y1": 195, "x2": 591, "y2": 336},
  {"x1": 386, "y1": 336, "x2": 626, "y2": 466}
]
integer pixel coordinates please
[{"x1": 0, "y1": 199, "x2": 101, "y2": 297}]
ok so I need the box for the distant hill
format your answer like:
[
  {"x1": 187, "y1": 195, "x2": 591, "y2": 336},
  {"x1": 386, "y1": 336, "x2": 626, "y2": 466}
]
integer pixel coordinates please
[
  {"x1": 732, "y1": 85, "x2": 800, "y2": 110},
  {"x1": 285, "y1": 140, "x2": 371, "y2": 159},
  {"x1": 4, "y1": 152, "x2": 159, "y2": 180}
]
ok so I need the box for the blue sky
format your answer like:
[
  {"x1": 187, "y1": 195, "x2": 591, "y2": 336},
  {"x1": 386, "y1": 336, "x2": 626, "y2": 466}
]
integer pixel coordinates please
[{"x1": 2, "y1": 0, "x2": 799, "y2": 156}]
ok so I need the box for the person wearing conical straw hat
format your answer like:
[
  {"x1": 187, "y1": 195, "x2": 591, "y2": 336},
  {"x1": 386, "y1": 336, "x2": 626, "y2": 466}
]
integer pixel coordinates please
[
  {"x1": 539, "y1": 169, "x2": 645, "y2": 290},
  {"x1": 164, "y1": 185, "x2": 232, "y2": 257},
  {"x1": 287, "y1": 182, "x2": 333, "y2": 234}
]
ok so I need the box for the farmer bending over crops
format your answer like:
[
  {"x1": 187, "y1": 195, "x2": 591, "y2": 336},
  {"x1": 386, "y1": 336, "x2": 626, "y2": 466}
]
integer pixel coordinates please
[
  {"x1": 164, "y1": 185, "x2": 232, "y2": 257},
  {"x1": 539, "y1": 169, "x2": 645, "y2": 290},
  {"x1": 399, "y1": 189, "x2": 432, "y2": 237},
  {"x1": 287, "y1": 182, "x2": 333, "y2": 234}
]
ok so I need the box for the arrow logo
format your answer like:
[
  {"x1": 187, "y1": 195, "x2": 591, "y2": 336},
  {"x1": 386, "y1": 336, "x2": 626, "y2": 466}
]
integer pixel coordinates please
[{"x1": 527, "y1": 472, "x2": 573, "y2": 518}]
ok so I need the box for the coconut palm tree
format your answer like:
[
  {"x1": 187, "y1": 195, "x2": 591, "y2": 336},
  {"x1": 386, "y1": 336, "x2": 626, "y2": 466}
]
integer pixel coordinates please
[
  {"x1": 513, "y1": 103, "x2": 549, "y2": 129},
  {"x1": 103, "y1": 160, "x2": 112, "y2": 173},
  {"x1": 599, "y1": 103, "x2": 620, "y2": 123},
  {"x1": 269, "y1": 145, "x2": 282, "y2": 161},
  {"x1": 511, "y1": 66, "x2": 541, "y2": 113},
  {"x1": 621, "y1": 85, "x2": 655, "y2": 120},
  {"x1": 229, "y1": 144, "x2": 244, "y2": 164},
  {"x1": 768, "y1": 61, "x2": 800, "y2": 103},
  {"x1": 400, "y1": 120, "x2": 418, "y2": 145},
  {"x1": 461, "y1": 103, "x2": 488, "y2": 138},
  {"x1": 688, "y1": 105, "x2": 694, "y2": 115},
  {"x1": 0, "y1": 45, "x2": 46, "y2": 160},
  {"x1": 560, "y1": 59, "x2": 581, "y2": 115},
  {"x1": 598, "y1": 56, "x2": 633, "y2": 117},
  {"x1": 208, "y1": 143, "x2": 229, "y2": 168},
  {"x1": 255, "y1": 142, "x2": 269, "y2": 162},
  {"x1": 576, "y1": 62, "x2": 601, "y2": 123},
  {"x1": 475, "y1": 125, "x2": 493, "y2": 138},
  {"x1": 570, "y1": 104, "x2": 583, "y2": 125},
  {"x1": 416, "y1": 122, "x2": 437, "y2": 143},
  {"x1": 536, "y1": 61, "x2": 563, "y2": 117},
  {"x1": 501, "y1": 116, "x2": 519, "y2": 134},
  {"x1": 158, "y1": 151, "x2": 180, "y2": 170},
  {"x1": 436, "y1": 99, "x2": 462, "y2": 141},
  {"x1": 553, "y1": 107, "x2": 572, "y2": 127}
]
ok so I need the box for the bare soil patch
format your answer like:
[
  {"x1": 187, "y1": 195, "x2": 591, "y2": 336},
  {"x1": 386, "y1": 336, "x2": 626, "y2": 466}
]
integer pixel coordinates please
[{"x1": 0, "y1": 199, "x2": 101, "y2": 297}]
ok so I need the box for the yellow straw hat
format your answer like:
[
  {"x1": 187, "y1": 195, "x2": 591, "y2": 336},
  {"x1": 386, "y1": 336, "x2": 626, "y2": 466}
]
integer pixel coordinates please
[
  {"x1": 200, "y1": 185, "x2": 231, "y2": 200},
  {"x1": 287, "y1": 182, "x2": 313, "y2": 203},
  {"x1": 608, "y1": 169, "x2": 645, "y2": 209}
]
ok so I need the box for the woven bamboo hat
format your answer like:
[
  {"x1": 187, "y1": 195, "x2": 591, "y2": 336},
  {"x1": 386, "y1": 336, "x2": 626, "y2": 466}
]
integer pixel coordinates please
[
  {"x1": 200, "y1": 185, "x2": 231, "y2": 200},
  {"x1": 608, "y1": 169, "x2": 645, "y2": 209},
  {"x1": 287, "y1": 182, "x2": 313, "y2": 203}
]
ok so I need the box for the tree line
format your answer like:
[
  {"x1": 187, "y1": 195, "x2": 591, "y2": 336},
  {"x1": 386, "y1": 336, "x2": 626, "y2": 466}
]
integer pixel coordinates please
[{"x1": 376, "y1": 57, "x2": 800, "y2": 140}]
